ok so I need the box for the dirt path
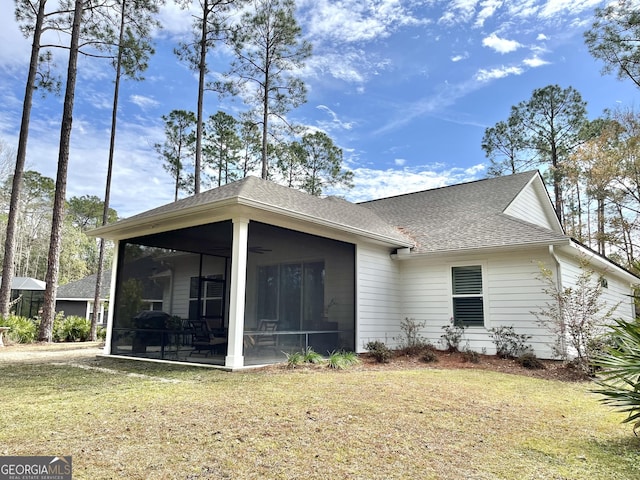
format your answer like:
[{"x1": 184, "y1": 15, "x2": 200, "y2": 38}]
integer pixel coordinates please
[{"x1": 0, "y1": 342, "x2": 104, "y2": 364}]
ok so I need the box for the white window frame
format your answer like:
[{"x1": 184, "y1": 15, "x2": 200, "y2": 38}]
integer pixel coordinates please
[{"x1": 450, "y1": 263, "x2": 486, "y2": 328}]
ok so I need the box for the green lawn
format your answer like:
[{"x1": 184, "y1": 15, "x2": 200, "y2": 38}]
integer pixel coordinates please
[{"x1": 1, "y1": 351, "x2": 638, "y2": 479}]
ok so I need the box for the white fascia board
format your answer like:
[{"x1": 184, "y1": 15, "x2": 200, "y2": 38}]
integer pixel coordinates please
[
  {"x1": 391, "y1": 239, "x2": 570, "y2": 260},
  {"x1": 561, "y1": 241, "x2": 640, "y2": 284},
  {"x1": 88, "y1": 198, "x2": 240, "y2": 240},
  {"x1": 89, "y1": 196, "x2": 413, "y2": 249}
]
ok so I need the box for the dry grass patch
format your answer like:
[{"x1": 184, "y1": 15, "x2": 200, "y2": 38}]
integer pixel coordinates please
[{"x1": 0, "y1": 348, "x2": 638, "y2": 479}]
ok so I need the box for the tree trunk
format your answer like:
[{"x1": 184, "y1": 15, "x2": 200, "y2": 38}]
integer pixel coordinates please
[
  {"x1": 39, "y1": 0, "x2": 84, "y2": 342},
  {"x1": 195, "y1": 0, "x2": 209, "y2": 195},
  {"x1": 0, "y1": 0, "x2": 46, "y2": 318},
  {"x1": 91, "y1": 0, "x2": 127, "y2": 341}
]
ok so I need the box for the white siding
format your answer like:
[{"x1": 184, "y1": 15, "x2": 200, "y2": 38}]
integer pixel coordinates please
[
  {"x1": 394, "y1": 248, "x2": 559, "y2": 358},
  {"x1": 555, "y1": 249, "x2": 635, "y2": 322},
  {"x1": 504, "y1": 181, "x2": 555, "y2": 230},
  {"x1": 356, "y1": 243, "x2": 402, "y2": 351}
]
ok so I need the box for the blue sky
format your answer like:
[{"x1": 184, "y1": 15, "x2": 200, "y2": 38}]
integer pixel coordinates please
[{"x1": 0, "y1": 0, "x2": 639, "y2": 218}]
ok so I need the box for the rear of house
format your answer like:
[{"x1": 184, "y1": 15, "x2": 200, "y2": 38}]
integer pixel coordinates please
[{"x1": 90, "y1": 171, "x2": 638, "y2": 368}]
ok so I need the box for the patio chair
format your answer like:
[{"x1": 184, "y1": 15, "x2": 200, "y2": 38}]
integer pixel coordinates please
[
  {"x1": 254, "y1": 319, "x2": 278, "y2": 351},
  {"x1": 189, "y1": 320, "x2": 227, "y2": 357}
]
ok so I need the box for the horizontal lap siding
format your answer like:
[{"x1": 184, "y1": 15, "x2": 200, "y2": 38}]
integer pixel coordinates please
[
  {"x1": 485, "y1": 251, "x2": 556, "y2": 358},
  {"x1": 556, "y1": 251, "x2": 635, "y2": 323},
  {"x1": 398, "y1": 249, "x2": 558, "y2": 358},
  {"x1": 357, "y1": 244, "x2": 401, "y2": 350},
  {"x1": 504, "y1": 182, "x2": 555, "y2": 229}
]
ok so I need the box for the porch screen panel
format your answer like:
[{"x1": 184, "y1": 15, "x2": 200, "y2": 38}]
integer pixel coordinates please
[{"x1": 279, "y1": 264, "x2": 302, "y2": 330}]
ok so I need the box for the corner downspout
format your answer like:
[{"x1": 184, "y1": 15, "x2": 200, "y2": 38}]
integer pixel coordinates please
[{"x1": 548, "y1": 245, "x2": 566, "y2": 357}]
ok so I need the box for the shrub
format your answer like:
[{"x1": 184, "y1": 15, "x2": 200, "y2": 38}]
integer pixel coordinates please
[
  {"x1": 0, "y1": 315, "x2": 37, "y2": 343},
  {"x1": 285, "y1": 350, "x2": 304, "y2": 368},
  {"x1": 53, "y1": 315, "x2": 91, "y2": 342},
  {"x1": 592, "y1": 318, "x2": 640, "y2": 434},
  {"x1": 420, "y1": 345, "x2": 439, "y2": 363},
  {"x1": 365, "y1": 340, "x2": 392, "y2": 363},
  {"x1": 394, "y1": 317, "x2": 429, "y2": 354},
  {"x1": 440, "y1": 324, "x2": 465, "y2": 352},
  {"x1": 97, "y1": 326, "x2": 107, "y2": 341},
  {"x1": 327, "y1": 350, "x2": 360, "y2": 369},
  {"x1": 517, "y1": 352, "x2": 545, "y2": 370},
  {"x1": 302, "y1": 347, "x2": 323, "y2": 364},
  {"x1": 462, "y1": 346, "x2": 481, "y2": 364},
  {"x1": 489, "y1": 326, "x2": 532, "y2": 358},
  {"x1": 533, "y1": 260, "x2": 617, "y2": 374}
]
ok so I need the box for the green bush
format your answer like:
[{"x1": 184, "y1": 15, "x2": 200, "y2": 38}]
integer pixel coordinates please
[
  {"x1": 97, "y1": 326, "x2": 107, "y2": 341},
  {"x1": 365, "y1": 340, "x2": 392, "y2": 363},
  {"x1": 302, "y1": 347, "x2": 324, "y2": 364},
  {"x1": 327, "y1": 350, "x2": 360, "y2": 369},
  {"x1": 285, "y1": 350, "x2": 304, "y2": 368},
  {"x1": 592, "y1": 319, "x2": 640, "y2": 434},
  {"x1": 53, "y1": 315, "x2": 91, "y2": 342},
  {"x1": 489, "y1": 326, "x2": 532, "y2": 358},
  {"x1": 0, "y1": 315, "x2": 37, "y2": 343}
]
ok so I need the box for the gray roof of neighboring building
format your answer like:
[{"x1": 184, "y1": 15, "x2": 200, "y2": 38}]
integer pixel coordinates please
[
  {"x1": 56, "y1": 270, "x2": 111, "y2": 300},
  {"x1": 0, "y1": 277, "x2": 46, "y2": 291},
  {"x1": 359, "y1": 171, "x2": 570, "y2": 253}
]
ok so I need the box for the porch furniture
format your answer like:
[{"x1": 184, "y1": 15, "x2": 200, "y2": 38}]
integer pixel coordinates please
[
  {"x1": 189, "y1": 320, "x2": 227, "y2": 357},
  {"x1": 255, "y1": 319, "x2": 278, "y2": 350}
]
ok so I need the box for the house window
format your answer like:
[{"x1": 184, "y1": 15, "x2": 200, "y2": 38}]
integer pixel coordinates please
[
  {"x1": 189, "y1": 275, "x2": 224, "y2": 321},
  {"x1": 452, "y1": 265, "x2": 484, "y2": 327}
]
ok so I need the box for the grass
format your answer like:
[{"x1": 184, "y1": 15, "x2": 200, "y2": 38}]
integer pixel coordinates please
[{"x1": 1, "y1": 348, "x2": 639, "y2": 479}]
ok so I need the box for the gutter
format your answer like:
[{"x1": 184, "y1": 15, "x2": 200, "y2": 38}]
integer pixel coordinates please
[{"x1": 391, "y1": 240, "x2": 570, "y2": 260}]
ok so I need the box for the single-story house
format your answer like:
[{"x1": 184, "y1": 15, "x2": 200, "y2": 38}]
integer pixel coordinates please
[
  {"x1": 55, "y1": 256, "x2": 166, "y2": 325},
  {"x1": 90, "y1": 171, "x2": 638, "y2": 369},
  {"x1": 56, "y1": 269, "x2": 112, "y2": 324},
  {"x1": 0, "y1": 276, "x2": 46, "y2": 318}
]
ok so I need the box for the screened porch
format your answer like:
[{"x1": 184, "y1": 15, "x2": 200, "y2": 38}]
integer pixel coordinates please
[{"x1": 108, "y1": 220, "x2": 356, "y2": 367}]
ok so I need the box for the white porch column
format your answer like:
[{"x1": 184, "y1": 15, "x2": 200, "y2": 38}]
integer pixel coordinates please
[
  {"x1": 103, "y1": 239, "x2": 120, "y2": 355},
  {"x1": 225, "y1": 217, "x2": 249, "y2": 369}
]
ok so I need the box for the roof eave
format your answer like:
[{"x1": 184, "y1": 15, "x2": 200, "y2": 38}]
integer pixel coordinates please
[
  {"x1": 88, "y1": 195, "x2": 413, "y2": 248},
  {"x1": 391, "y1": 238, "x2": 571, "y2": 259}
]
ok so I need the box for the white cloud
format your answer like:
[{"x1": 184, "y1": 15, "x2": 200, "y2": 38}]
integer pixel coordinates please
[
  {"x1": 482, "y1": 33, "x2": 522, "y2": 54},
  {"x1": 523, "y1": 56, "x2": 550, "y2": 67},
  {"x1": 475, "y1": 65, "x2": 523, "y2": 82},
  {"x1": 328, "y1": 165, "x2": 487, "y2": 203},
  {"x1": 538, "y1": 0, "x2": 602, "y2": 19},
  {"x1": 394, "y1": 158, "x2": 406, "y2": 166},
  {"x1": 300, "y1": 0, "x2": 428, "y2": 43},
  {"x1": 451, "y1": 52, "x2": 470, "y2": 62},
  {"x1": 537, "y1": 33, "x2": 548, "y2": 41},
  {"x1": 475, "y1": 0, "x2": 503, "y2": 27},
  {"x1": 439, "y1": 0, "x2": 479, "y2": 26},
  {"x1": 316, "y1": 105, "x2": 354, "y2": 132},
  {"x1": 130, "y1": 95, "x2": 161, "y2": 110}
]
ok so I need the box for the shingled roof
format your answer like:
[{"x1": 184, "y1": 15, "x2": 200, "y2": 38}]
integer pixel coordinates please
[
  {"x1": 92, "y1": 175, "x2": 414, "y2": 247},
  {"x1": 359, "y1": 171, "x2": 570, "y2": 254},
  {"x1": 56, "y1": 270, "x2": 112, "y2": 300}
]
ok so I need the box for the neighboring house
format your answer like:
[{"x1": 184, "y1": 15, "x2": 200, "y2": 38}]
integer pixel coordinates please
[
  {"x1": 55, "y1": 269, "x2": 112, "y2": 324},
  {"x1": 55, "y1": 256, "x2": 166, "y2": 324},
  {"x1": 0, "y1": 276, "x2": 46, "y2": 318},
  {"x1": 89, "y1": 171, "x2": 639, "y2": 369}
]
